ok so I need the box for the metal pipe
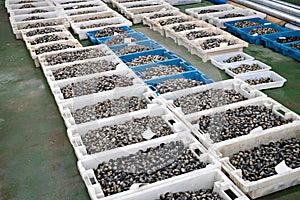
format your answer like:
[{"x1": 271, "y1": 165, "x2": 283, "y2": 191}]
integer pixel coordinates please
[
  {"x1": 231, "y1": 0, "x2": 300, "y2": 26},
  {"x1": 270, "y1": 0, "x2": 300, "y2": 10},
  {"x1": 285, "y1": 23, "x2": 300, "y2": 30},
  {"x1": 250, "y1": 0, "x2": 300, "y2": 17}
]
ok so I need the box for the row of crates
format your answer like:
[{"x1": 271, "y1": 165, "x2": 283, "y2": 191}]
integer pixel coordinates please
[
  {"x1": 84, "y1": 24, "x2": 300, "y2": 199},
  {"x1": 224, "y1": 18, "x2": 299, "y2": 62}
]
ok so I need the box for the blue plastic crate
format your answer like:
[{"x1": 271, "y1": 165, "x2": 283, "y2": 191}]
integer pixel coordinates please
[
  {"x1": 238, "y1": 24, "x2": 291, "y2": 45},
  {"x1": 282, "y1": 41, "x2": 300, "y2": 62},
  {"x1": 261, "y1": 30, "x2": 300, "y2": 53},
  {"x1": 131, "y1": 58, "x2": 197, "y2": 80},
  {"x1": 120, "y1": 49, "x2": 180, "y2": 68},
  {"x1": 86, "y1": 26, "x2": 134, "y2": 45},
  {"x1": 224, "y1": 18, "x2": 271, "y2": 37},
  {"x1": 109, "y1": 39, "x2": 165, "y2": 56},
  {"x1": 145, "y1": 71, "x2": 214, "y2": 96},
  {"x1": 97, "y1": 32, "x2": 149, "y2": 46}
]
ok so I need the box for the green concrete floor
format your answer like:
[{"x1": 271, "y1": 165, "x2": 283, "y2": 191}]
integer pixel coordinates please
[{"x1": 0, "y1": 0, "x2": 300, "y2": 199}]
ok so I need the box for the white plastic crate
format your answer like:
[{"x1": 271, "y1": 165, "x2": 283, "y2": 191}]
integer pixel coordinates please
[
  {"x1": 71, "y1": 17, "x2": 132, "y2": 39},
  {"x1": 9, "y1": 6, "x2": 59, "y2": 16},
  {"x1": 142, "y1": 7, "x2": 182, "y2": 27},
  {"x1": 224, "y1": 60, "x2": 272, "y2": 78},
  {"x1": 38, "y1": 45, "x2": 114, "y2": 67},
  {"x1": 214, "y1": 122, "x2": 300, "y2": 198},
  {"x1": 210, "y1": 52, "x2": 254, "y2": 70},
  {"x1": 116, "y1": 0, "x2": 169, "y2": 14},
  {"x1": 58, "y1": 86, "x2": 159, "y2": 128},
  {"x1": 77, "y1": 132, "x2": 220, "y2": 200},
  {"x1": 164, "y1": 0, "x2": 202, "y2": 5},
  {"x1": 28, "y1": 39, "x2": 82, "y2": 67},
  {"x1": 160, "y1": 79, "x2": 266, "y2": 115},
  {"x1": 234, "y1": 70, "x2": 287, "y2": 90},
  {"x1": 63, "y1": 5, "x2": 110, "y2": 17},
  {"x1": 208, "y1": 9, "x2": 267, "y2": 28},
  {"x1": 150, "y1": 14, "x2": 195, "y2": 36},
  {"x1": 185, "y1": 4, "x2": 237, "y2": 20},
  {"x1": 122, "y1": 169, "x2": 249, "y2": 200},
  {"x1": 125, "y1": 5, "x2": 180, "y2": 24},
  {"x1": 184, "y1": 97, "x2": 300, "y2": 150},
  {"x1": 20, "y1": 25, "x2": 68, "y2": 39},
  {"x1": 12, "y1": 17, "x2": 69, "y2": 39},
  {"x1": 176, "y1": 26, "x2": 232, "y2": 50},
  {"x1": 189, "y1": 35, "x2": 248, "y2": 62},
  {"x1": 42, "y1": 55, "x2": 129, "y2": 83},
  {"x1": 68, "y1": 104, "x2": 189, "y2": 159},
  {"x1": 67, "y1": 11, "x2": 121, "y2": 23},
  {"x1": 5, "y1": 0, "x2": 46, "y2": 8},
  {"x1": 23, "y1": 31, "x2": 75, "y2": 49},
  {"x1": 58, "y1": 1, "x2": 107, "y2": 11},
  {"x1": 7, "y1": 1, "x2": 55, "y2": 13},
  {"x1": 9, "y1": 12, "x2": 64, "y2": 26},
  {"x1": 163, "y1": 20, "x2": 213, "y2": 43},
  {"x1": 53, "y1": 0, "x2": 96, "y2": 5},
  {"x1": 49, "y1": 69, "x2": 145, "y2": 104}
]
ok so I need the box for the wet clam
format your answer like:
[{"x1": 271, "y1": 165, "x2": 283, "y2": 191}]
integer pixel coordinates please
[
  {"x1": 198, "y1": 105, "x2": 293, "y2": 143},
  {"x1": 228, "y1": 63, "x2": 263, "y2": 74},
  {"x1": 64, "y1": 4, "x2": 97, "y2": 10},
  {"x1": 72, "y1": 96, "x2": 148, "y2": 124},
  {"x1": 52, "y1": 60, "x2": 117, "y2": 80},
  {"x1": 160, "y1": 189, "x2": 224, "y2": 200},
  {"x1": 276, "y1": 36, "x2": 300, "y2": 43},
  {"x1": 30, "y1": 34, "x2": 69, "y2": 45},
  {"x1": 60, "y1": 75, "x2": 134, "y2": 99},
  {"x1": 149, "y1": 12, "x2": 176, "y2": 19},
  {"x1": 159, "y1": 18, "x2": 189, "y2": 26},
  {"x1": 245, "y1": 77, "x2": 275, "y2": 85},
  {"x1": 249, "y1": 27, "x2": 279, "y2": 35},
  {"x1": 198, "y1": 9, "x2": 222, "y2": 14},
  {"x1": 25, "y1": 27, "x2": 63, "y2": 37},
  {"x1": 23, "y1": 22, "x2": 58, "y2": 29},
  {"x1": 233, "y1": 21, "x2": 260, "y2": 28},
  {"x1": 94, "y1": 27, "x2": 126, "y2": 38},
  {"x1": 172, "y1": 23, "x2": 200, "y2": 32},
  {"x1": 230, "y1": 138, "x2": 300, "y2": 181},
  {"x1": 140, "y1": 65, "x2": 185, "y2": 79},
  {"x1": 201, "y1": 38, "x2": 235, "y2": 50},
  {"x1": 35, "y1": 44, "x2": 76, "y2": 55},
  {"x1": 127, "y1": 55, "x2": 168, "y2": 66},
  {"x1": 93, "y1": 141, "x2": 207, "y2": 196},
  {"x1": 290, "y1": 43, "x2": 300, "y2": 50},
  {"x1": 156, "y1": 78, "x2": 204, "y2": 94},
  {"x1": 70, "y1": 10, "x2": 97, "y2": 16},
  {"x1": 29, "y1": 9, "x2": 48, "y2": 14},
  {"x1": 82, "y1": 116, "x2": 174, "y2": 154},
  {"x1": 117, "y1": 44, "x2": 153, "y2": 55},
  {"x1": 219, "y1": 13, "x2": 245, "y2": 19},
  {"x1": 22, "y1": 16, "x2": 45, "y2": 21},
  {"x1": 173, "y1": 89, "x2": 246, "y2": 114},
  {"x1": 186, "y1": 30, "x2": 218, "y2": 40},
  {"x1": 44, "y1": 48, "x2": 107, "y2": 65},
  {"x1": 223, "y1": 54, "x2": 246, "y2": 63}
]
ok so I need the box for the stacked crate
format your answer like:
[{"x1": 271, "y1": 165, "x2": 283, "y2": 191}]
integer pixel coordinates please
[
  {"x1": 52, "y1": 0, "x2": 132, "y2": 39},
  {"x1": 6, "y1": 0, "x2": 68, "y2": 39},
  {"x1": 142, "y1": 10, "x2": 248, "y2": 62},
  {"x1": 111, "y1": 0, "x2": 179, "y2": 24}
]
